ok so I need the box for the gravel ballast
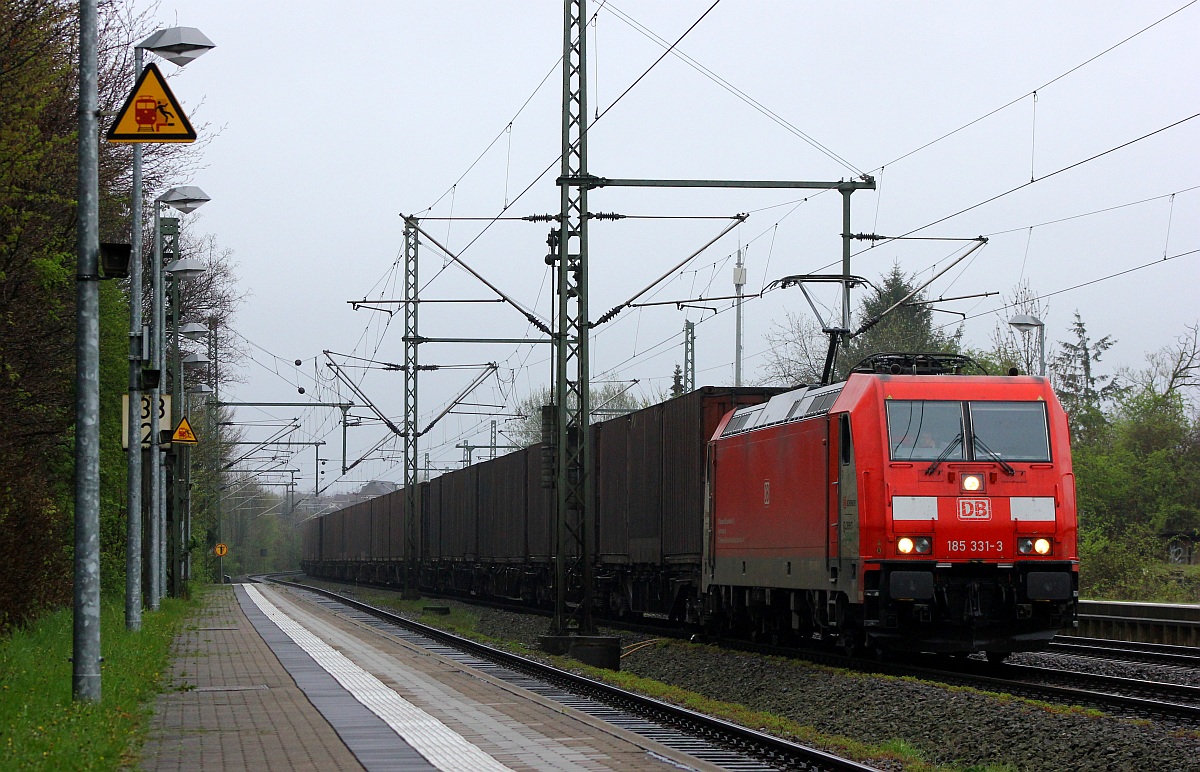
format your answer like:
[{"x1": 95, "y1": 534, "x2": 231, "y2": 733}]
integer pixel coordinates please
[{"x1": 460, "y1": 603, "x2": 1200, "y2": 772}]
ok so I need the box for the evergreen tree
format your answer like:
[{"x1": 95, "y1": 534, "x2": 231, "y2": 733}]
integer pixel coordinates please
[
  {"x1": 1051, "y1": 311, "x2": 1117, "y2": 440},
  {"x1": 762, "y1": 264, "x2": 963, "y2": 384}
]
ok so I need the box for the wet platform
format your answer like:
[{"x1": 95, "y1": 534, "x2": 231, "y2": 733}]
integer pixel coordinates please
[{"x1": 139, "y1": 584, "x2": 722, "y2": 771}]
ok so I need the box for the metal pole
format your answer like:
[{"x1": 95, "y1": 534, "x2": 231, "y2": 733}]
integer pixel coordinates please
[
  {"x1": 211, "y1": 316, "x2": 224, "y2": 583},
  {"x1": 402, "y1": 219, "x2": 420, "y2": 598},
  {"x1": 157, "y1": 216, "x2": 177, "y2": 597},
  {"x1": 684, "y1": 321, "x2": 696, "y2": 392},
  {"x1": 125, "y1": 46, "x2": 144, "y2": 631},
  {"x1": 183, "y1": 389, "x2": 192, "y2": 584},
  {"x1": 170, "y1": 273, "x2": 182, "y2": 597},
  {"x1": 1038, "y1": 325, "x2": 1046, "y2": 378},
  {"x1": 551, "y1": 0, "x2": 594, "y2": 637},
  {"x1": 148, "y1": 203, "x2": 162, "y2": 609},
  {"x1": 73, "y1": 0, "x2": 102, "y2": 702},
  {"x1": 734, "y1": 247, "x2": 745, "y2": 387},
  {"x1": 841, "y1": 188, "x2": 853, "y2": 330}
]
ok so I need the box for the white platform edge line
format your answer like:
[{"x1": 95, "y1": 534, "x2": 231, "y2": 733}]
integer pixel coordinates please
[{"x1": 244, "y1": 584, "x2": 510, "y2": 772}]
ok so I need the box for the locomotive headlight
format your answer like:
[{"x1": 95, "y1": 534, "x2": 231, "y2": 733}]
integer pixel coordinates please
[
  {"x1": 961, "y1": 473, "x2": 984, "y2": 493},
  {"x1": 897, "y1": 536, "x2": 931, "y2": 555},
  {"x1": 1018, "y1": 537, "x2": 1053, "y2": 555}
]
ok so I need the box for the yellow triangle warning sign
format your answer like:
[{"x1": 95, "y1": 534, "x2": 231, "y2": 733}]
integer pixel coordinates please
[
  {"x1": 171, "y1": 417, "x2": 199, "y2": 444},
  {"x1": 107, "y1": 63, "x2": 197, "y2": 143}
]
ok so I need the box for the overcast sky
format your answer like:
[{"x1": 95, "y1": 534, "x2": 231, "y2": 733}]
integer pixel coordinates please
[{"x1": 134, "y1": 1, "x2": 1199, "y2": 495}]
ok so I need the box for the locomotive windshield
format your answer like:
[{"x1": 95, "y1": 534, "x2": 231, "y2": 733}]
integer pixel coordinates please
[
  {"x1": 887, "y1": 401, "x2": 964, "y2": 460},
  {"x1": 968, "y1": 401, "x2": 1051, "y2": 462},
  {"x1": 887, "y1": 400, "x2": 1051, "y2": 463}
]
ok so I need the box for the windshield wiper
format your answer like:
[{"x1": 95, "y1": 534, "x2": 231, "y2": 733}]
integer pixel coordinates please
[
  {"x1": 972, "y1": 435, "x2": 1016, "y2": 476},
  {"x1": 924, "y1": 433, "x2": 963, "y2": 476}
]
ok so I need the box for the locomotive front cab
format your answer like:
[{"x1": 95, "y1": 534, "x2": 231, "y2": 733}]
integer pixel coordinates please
[{"x1": 860, "y1": 377, "x2": 1079, "y2": 653}]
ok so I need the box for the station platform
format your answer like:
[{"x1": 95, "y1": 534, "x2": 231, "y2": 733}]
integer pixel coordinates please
[{"x1": 139, "y1": 584, "x2": 722, "y2": 771}]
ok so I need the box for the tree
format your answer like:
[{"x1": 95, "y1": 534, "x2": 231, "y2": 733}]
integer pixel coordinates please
[
  {"x1": 1115, "y1": 323, "x2": 1200, "y2": 406},
  {"x1": 0, "y1": 0, "x2": 137, "y2": 629},
  {"x1": 760, "y1": 311, "x2": 826, "y2": 386},
  {"x1": 1051, "y1": 311, "x2": 1118, "y2": 441},
  {"x1": 0, "y1": 1, "x2": 239, "y2": 627},
  {"x1": 760, "y1": 264, "x2": 962, "y2": 385},
  {"x1": 1068, "y1": 324, "x2": 1200, "y2": 599},
  {"x1": 984, "y1": 280, "x2": 1050, "y2": 376}
]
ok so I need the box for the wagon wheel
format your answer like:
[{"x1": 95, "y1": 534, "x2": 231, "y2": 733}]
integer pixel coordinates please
[
  {"x1": 985, "y1": 650, "x2": 1011, "y2": 664},
  {"x1": 840, "y1": 626, "x2": 862, "y2": 658}
]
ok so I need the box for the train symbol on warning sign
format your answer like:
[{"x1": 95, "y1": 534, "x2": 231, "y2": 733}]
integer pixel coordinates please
[{"x1": 134, "y1": 96, "x2": 175, "y2": 133}]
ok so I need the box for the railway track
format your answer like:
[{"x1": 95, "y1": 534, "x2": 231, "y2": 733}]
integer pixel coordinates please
[
  {"x1": 697, "y1": 637, "x2": 1200, "y2": 727},
  {"x1": 899, "y1": 657, "x2": 1200, "y2": 725},
  {"x1": 260, "y1": 575, "x2": 876, "y2": 772},
  {"x1": 1047, "y1": 636, "x2": 1200, "y2": 668},
  {"x1": 284, "y1": 574, "x2": 1200, "y2": 726}
]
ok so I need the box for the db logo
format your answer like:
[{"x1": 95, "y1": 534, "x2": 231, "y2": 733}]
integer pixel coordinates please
[{"x1": 958, "y1": 498, "x2": 992, "y2": 520}]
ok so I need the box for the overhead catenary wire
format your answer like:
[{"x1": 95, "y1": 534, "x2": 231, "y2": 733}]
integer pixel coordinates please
[
  {"x1": 595, "y1": 215, "x2": 746, "y2": 325},
  {"x1": 601, "y1": 2, "x2": 865, "y2": 178},
  {"x1": 299, "y1": 5, "x2": 1195, "y2": 485},
  {"x1": 877, "y1": 0, "x2": 1197, "y2": 171},
  {"x1": 828, "y1": 113, "x2": 1200, "y2": 273},
  {"x1": 943, "y1": 247, "x2": 1200, "y2": 331}
]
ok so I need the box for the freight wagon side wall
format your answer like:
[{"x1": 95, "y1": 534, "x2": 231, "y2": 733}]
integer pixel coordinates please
[
  {"x1": 597, "y1": 416, "x2": 631, "y2": 563},
  {"x1": 661, "y1": 387, "x2": 782, "y2": 561},
  {"x1": 442, "y1": 465, "x2": 479, "y2": 561},
  {"x1": 350, "y1": 500, "x2": 372, "y2": 561},
  {"x1": 425, "y1": 477, "x2": 443, "y2": 561},
  {"x1": 370, "y1": 494, "x2": 390, "y2": 561},
  {"x1": 300, "y1": 517, "x2": 319, "y2": 564},
  {"x1": 387, "y1": 489, "x2": 406, "y2": 562},
  {"x1": 326, "y1": 509, "x2": 343, "y2": 562},
  {"x1": 478, "y1": 451, "x2": 527, "y2": 562},
  {"x1": 627, "y1": 406, "x2": 663, "y2": 564},
  {"x1": 526, "y1": 445, "x2": 554, "y2": 561}
]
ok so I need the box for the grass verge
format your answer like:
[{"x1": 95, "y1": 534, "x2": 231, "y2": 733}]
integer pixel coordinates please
[{"x1": 0, "y1": 589, "x2": 199, "y2": 770}]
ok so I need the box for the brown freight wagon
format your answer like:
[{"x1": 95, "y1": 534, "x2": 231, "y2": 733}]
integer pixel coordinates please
[{"x1": 302, "y1": 386, "x2": 779, "y2": 616}]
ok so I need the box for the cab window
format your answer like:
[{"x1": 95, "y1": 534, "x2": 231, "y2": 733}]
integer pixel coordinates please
[
  {"x1": 968, "y1": 401, "x2": 1051, "y2": 462},
  {"x1": 886, "y1": 401, "x2": 964, "y2": 460}
]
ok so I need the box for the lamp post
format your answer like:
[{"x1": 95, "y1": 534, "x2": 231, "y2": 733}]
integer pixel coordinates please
[
  {"x1": 1008, "y1": 313, "x2": 1046, "y2": 377},
  {"x1": 185, "y1": 379, "x2": 213, "y2": 584},
  {"x1": 166, "y1": 259, "x2": 206, "y2": 598},
  {"x1": 74, "y1": 0, "x2": 101, "y2": 703},
  {"x1": 126, "y1": 25, "x2": 213, "y2": 630},
  {"x1": 148, "y1": 185, "x2": 209, "y2": 609}
]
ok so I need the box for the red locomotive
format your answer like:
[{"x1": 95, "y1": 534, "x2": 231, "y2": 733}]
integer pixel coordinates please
[
  {"x1": 302, "y1": 354, "x2": 1078, "y2": 658},
  {"x1": 704, "y1": 353, "x2": 1078, "y2": 657}
]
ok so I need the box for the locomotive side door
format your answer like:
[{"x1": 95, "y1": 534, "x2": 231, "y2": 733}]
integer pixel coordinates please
[{"x1": 829, "y1": 413, "x2": 859, "y2": 590}]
